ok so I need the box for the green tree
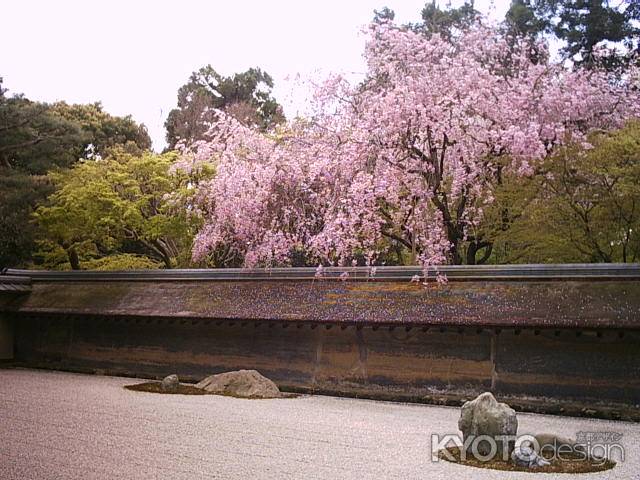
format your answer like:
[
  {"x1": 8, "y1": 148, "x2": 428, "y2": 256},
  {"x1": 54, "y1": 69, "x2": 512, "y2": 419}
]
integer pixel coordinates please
[
  {"x1": 0, "y1": 93, "x2": 84, "y2": 173},
  {"x1": 34, "y1": 148, "x2": 212, "y2": 270},
  {"x1": 505, "y1": 0, "x2": 549, "y2": 38},
  {"x1": 0, "y1": 171, "x2": 51, "y2": 267},
  {"x1": 1, "y1": 78, "x2": 82, "y2": 268},
  {"x1": 416, "y1": 1, "x2": 479, "y2": 38},
  {"x1": 164, "y1": 66, "x2": 285, "y2": 150},
  {"x1": 373, "y1": 7, "x2": 395, "y2": 23},
  {"x1": 0, "y1": 78, "x2": 153, "y2": 268},
  {"x1": 487, "y1": 121, "x2": 640, "y2": 263},
  {"x1": 505, "y1": 0, "x2": 639, "y2": 69},
  {"x1": 51, "y1": 102, "x2": 151, "y2": 157}
]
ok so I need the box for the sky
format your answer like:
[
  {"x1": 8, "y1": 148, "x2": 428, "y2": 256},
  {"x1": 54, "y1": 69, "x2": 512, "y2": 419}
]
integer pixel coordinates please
[{"x1": 1, "y1": 0, "x2": 511, "y2": 150}]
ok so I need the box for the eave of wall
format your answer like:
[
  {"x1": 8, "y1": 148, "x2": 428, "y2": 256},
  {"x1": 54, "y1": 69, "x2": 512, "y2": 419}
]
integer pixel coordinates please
[{"x1": 4, "y1": 279, "x2": 640, "y2": 329}]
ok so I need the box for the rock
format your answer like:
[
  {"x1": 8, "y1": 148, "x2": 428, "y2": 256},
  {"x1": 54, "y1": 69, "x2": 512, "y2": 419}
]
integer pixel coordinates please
[
  {"x1": 511, "y1": 444, "x2": 551, "y2": 468},
  {"x1": 458, "y1": 392, "x2": 518, "y2": 456},
  {"x1": 196, "y1": 370, "x2": 282, "y2": 399},
  {"x1": 161, "y1": 374, "x2": 179, "y2": 393}
]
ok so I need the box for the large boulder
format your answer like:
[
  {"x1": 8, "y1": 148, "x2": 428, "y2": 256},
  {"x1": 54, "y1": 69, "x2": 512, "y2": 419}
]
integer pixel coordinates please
[
  {"x1": 196, "y1": 370, "x2": 282, "y2": 399},
  {"x1": 458, "y1": 392, "x2": 518, "y2": 456},
  {"x1": 160, "y1": 374, "x2": 179, "y2": 393}
]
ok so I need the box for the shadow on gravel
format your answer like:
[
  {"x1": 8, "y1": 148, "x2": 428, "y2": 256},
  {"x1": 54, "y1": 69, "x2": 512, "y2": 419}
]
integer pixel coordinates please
[
  {"x1": 124, "y1": 381, "x2": 299, "y2": 398},
  {"x1": 125, "y1": 382, "x2": 207, "y2": 395}
]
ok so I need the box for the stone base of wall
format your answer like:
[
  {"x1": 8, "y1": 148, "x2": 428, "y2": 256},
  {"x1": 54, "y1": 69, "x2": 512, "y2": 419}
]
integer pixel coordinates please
[
  {"x1": 10, "y1": 313, "x2": 640, "y2": 421},
  {"x1": 0, "y1": 316, "x2": 13, "y2": 360}
]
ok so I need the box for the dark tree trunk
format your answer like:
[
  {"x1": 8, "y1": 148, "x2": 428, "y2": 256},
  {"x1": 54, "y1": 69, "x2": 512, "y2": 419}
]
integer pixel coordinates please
[
  {"x1": 449, "y1": 242, "x2": 462, "y2": 265},
  {"x1": 443, "y1": 222, "x2": 463, "y2": 265},
  {"x1": 476, "y1": 243, "x2": 493, "y2": 264},
  {"x1": 151, "y1": 239, "x2": 173, "y2": 269},
  {"x1": 466, "y1": 241, "x2": 493, "y2": 265},
  {"x1": 467, "y1": 242, "x2": 479, "y2": 265},
  {"x1": 67, "y1": 247, "x2": 81, "y2": 270}
]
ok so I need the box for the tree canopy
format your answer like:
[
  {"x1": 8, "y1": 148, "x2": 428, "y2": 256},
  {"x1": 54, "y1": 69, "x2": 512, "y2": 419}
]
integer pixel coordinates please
[
  {"x1": 505, "y1": 0, "x2": 639, "y2": 68},
  {"x1": 35, "y1": 148, "x2": 211, "y2": 270},
  {"x1": 418, "y1": 1, "x2": 479, "y2": 38},
  {"x1": 51, "y1": 101, "x2": 151, "y2": 157},
  {"x1": 0, "y1": 78, "x2": 152, "y2": 268},
  {"x1": 1, "y1": 94, "x2": 83, "y2": 173},
  {"x1": 2, "y1": 2, "x2": 639, "y2": 270},
  {"x1": 178, "y1": 21, "x2": 638, "y2": 269},
  {"x1": 489, "y1": 121, "x2": 640, "y2": 263},
  {"x1": 164, "y1": 66, "x2": 284, "y2": 150},
  {"x1": 0, "y1": 80, "x2": 151, "y2": 174}
]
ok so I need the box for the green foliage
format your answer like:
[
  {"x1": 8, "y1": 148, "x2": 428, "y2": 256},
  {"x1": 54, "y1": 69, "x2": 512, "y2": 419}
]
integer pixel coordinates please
[
  {"x1": 373, "y1": 7, "x2": 395, "y2": 23},
  {"x1": 486, "y1": 121, "x2": 640, "y2": 263},
  {"x1": 51, "y1": 102, "x2": 152, "y2": 156},
  {"x1": 505, "y1": 0, "x2": 639, "y2": 69},
  {"x1": 82, "y1": 254, "x2": 163, "y2": 271},
  {"x1": 457, "y1": 160, "x2": 537, "y2": 264},
  {"x1": 0, "y1": 95, "x2": 84, "y2": 174},
  {"x1": 505, "y1": 0, "x2": 549, "y2": 38},
  {"x1": 0, "y1": 77, "x2": 153, "y2": 268},
  {"x1": 164, "y1": 66, "x2": 285, "y2": 149},
  {"x1": 417, "y1": 1, "x2": 479, "y2": 38},
  {"x1": 34, "y1": 148, "x2": 211, "y2": 270},
  {"x1": 0, "y1": 81, "x2": 151, "y2": 174},
  {"x1": 0, "y1": 78, "x2": 78, "y2": 267},
  {"x1": 0, "y1": 170, "x2": 53, "y2": 267}
]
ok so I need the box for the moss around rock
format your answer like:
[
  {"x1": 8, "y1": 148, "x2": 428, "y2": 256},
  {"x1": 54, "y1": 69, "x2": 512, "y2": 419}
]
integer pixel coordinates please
[
  {"x1": 447, "y1": 393, "x2": 616, "y2": 473},
  {"x1": 196, "y1": 370, "x2": 283, "y2": 399},
  {"x1": 125, "y1": 382, "x2": 207, "y2": 395},
  {"x1": 124, "y1": 370, "x2": 292, "y2": 398},
  {"x1": 438, "y1": 446, "x2": 616, "y2": 474}
]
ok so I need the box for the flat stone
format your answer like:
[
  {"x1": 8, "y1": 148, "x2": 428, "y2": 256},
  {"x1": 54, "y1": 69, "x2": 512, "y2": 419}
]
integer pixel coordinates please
[
  {"x1": 511, "y1": 444, "x2": 551, "y2": 468},
  {"x1": 196, "y1": 370, "x2": 282, "y2": 399}
]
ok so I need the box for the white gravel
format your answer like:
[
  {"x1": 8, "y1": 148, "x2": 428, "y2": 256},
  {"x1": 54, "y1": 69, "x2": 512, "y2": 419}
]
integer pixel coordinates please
[{"x1": 0, "y1": 369, "x2": 638, "y2": 480}]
